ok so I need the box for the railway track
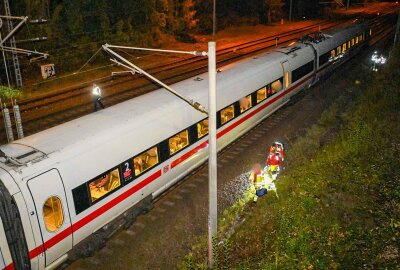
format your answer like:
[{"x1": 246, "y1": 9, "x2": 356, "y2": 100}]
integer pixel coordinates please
[{"x1": 0, "y1": 15, "x2": 394, "y2": 144}]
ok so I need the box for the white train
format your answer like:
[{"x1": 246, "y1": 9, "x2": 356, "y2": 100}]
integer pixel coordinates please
[{"x1": 0, "y1": 22, "x2": 369, "y2": 270}]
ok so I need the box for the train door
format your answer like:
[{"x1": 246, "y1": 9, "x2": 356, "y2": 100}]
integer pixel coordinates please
[{"x1": 27, "y1": 169, "x2": 72, "y2": 267}]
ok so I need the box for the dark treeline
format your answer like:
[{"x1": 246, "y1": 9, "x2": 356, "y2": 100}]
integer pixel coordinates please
[{"x1": 4, "y1": 0, "x2": 335, "y2": 76}]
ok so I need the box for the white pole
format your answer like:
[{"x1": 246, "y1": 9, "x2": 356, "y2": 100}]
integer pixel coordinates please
[
  {"x1": 208, "y1": 41, "x2": 217, "y2": 268},
  {"x1": 394, "y1": 9, "x2": 400, "y2": 46}
]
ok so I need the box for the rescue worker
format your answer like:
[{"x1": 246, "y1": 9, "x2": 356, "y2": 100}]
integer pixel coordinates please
[
  {"x1": 250, "y1": 164, "x2": 266, "y2": 203},
  {"x1": 262, "y1": 168, "x2": 279, "y2": 199},
  {"x1": 266, "y1": 151, "x2": 283, "y2": 174},
  {"x1": 92, "y1": 84, "x2": 105, "y2": 111}
]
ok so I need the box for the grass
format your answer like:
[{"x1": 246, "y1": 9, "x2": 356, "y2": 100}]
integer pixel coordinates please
[{"x1": 179, "y1": 45, "x2": 400, "y2": 269}]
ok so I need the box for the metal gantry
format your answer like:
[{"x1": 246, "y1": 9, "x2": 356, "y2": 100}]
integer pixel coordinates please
[{"x1": 3, "y1": 0, "x2": 22, "y2": 88}]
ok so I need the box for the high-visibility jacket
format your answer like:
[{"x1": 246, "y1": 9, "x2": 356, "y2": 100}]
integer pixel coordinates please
[
  {"x1": 251, "y1": 171, "x2": 264, "y2": 189},
  {"x1": 92, "y1": 86, "x2": 101, "y2": 96}
]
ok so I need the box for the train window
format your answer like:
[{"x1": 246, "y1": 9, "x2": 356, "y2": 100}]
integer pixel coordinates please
[
  {"x1": 220, "y1": 105, "x2": 235, "y2": 125},
  {"x1": 239, "y1": 95, "x2": 252, "y2": 113},
  {"x1": 359, "y1": 35, "x2": 362, "y2": 42},
  {"x1": 351, "y1": 38, "x2": 355, "y2": 46},
  {"x1": 348, "y1": 41, "x2": 351, "y2": 49},
  {"x1": 72, "y1": 184, "x2": 90, "y2": 214},
  {"x1": 271, "y1": 79, "x2": 283, "y2": 94},
  {"x1": 330, "y1": 50, "x2": 335, "y2": 59},
  {"x1": 342, "y1": 43, "x2": 347, "y2": 52},
  {"x1": 89, "y1": 168, "x2": 121, "y2": 203},
  {"x1": 197, "y1": 119, "x2": 209, "y2": 139},
  {"x1": 43, "y1": 196, "x2": 64, "y2": 232},
  {"x1": 257, "y1": 87, "x2": 267, "y2": 103},
  {"x1": 285, "y1": 72, "x2": 290, "y2": 88},
  {"x1": 355, "y1": 36, "x2": 359, "y2": 44},
  {"x1": 336, "y1": 46, "x2": 341, "y2": 55},
  {"x1": 292, "y1": 61, "x2": 314, "y2": 83},
  {"x1": 169, "y1": 130, "x2": 189, "y2": 155},
  {"x1": 134, "y1": 146, "x2": 159, "y2": 176}
]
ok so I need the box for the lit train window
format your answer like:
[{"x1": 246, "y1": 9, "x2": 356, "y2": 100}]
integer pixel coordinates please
[
  {"x1": 169, "y1": 130, "x2": 189, "y2": 155},
  {"x1": 359, "y1": 35, "x2": 362, "y2": 42},
  {"x1": 220, "y1": 105, "x2": 235, "y2": 125},
  {"x1": 271, "y1": 79, "x2": 283, "y2": 94},
  {"x1": 337, "y1": 46, "x2": 341, "y2": 55},
  {"x1": 348, "y1": 41, "x2": 351, "y2": 49},
  {"x1": 351, "y1": 38, "x2": 355, "y2": 46},
  {"x1": 285, "y1": 72, "x2": 289, "y2": 88},
  {"x1": 134, "y1": 146, "x2": 159, "y2": 176},
  {"x1": 43, "y1": 196, "x2": 64, "y2": 232},
  {"x1": 355, "y1": 36, "x2": 359, "y2": 44},
  {"x1": 256, "y1": 87, "x2": 267, "y2": 103},
  {"x1": 330, "y1": 50, "x2": 335, "y2": 59},
  {"x1": 239, "y1": 95, "x2": 252, "y2": 113},
  {"x1": 342, "y1": 43, "x2": 347, "y2": 52},
  {"x1": 197, "y1": 119, "x2": 209, "y2": 139},
  {"x1": 89, "y1": 168, "x2": 121, "y2": 202}
]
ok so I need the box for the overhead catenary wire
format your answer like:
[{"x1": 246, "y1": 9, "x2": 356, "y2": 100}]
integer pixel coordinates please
[{"x1": 75, "y1": 46, "x2": 103, "y2": 74}]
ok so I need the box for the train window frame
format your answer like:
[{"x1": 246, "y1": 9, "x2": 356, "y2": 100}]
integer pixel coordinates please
[
  {"x1": 42, "y1": 196, "x2": 65, "y2": 233},
  {"x1": 88, "y1": 167, "x2": 122, "y2": 204},
  {"x1": 220, "y1": 104, "x2": 235, "y2": 126},
  {"x1": 168, "y1": 129, "x2": 190, "y2": 156},
  {"x1": 239, "y1": 95, "x2": 252, "y2": 113},
  {"x1": 133, "y1": 145, "x2": 159, "y2": 177},
  {"x1": 197, "y1": 118, "x2": 209, "y2": 139},
  {"x1": 256, "y1": 86, "x2": 267, "y2": 103}
]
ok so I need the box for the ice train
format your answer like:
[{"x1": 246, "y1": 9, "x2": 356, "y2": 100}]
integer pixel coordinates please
[{"x1": 0, "y1": 22, "x2": 369, "y2": 270}]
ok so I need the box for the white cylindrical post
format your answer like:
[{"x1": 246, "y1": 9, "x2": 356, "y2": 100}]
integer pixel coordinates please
[
  {"x1": 208, "y1": 41, "x2": 217, "y2": 268},
  {"x1": 13, "y1": 101, "x2": 24, "y2": 139},
  {"x1": 394, "y1": 9, "x2": 400, "y2": 46},
  {"x1": 3, "y1": 105, "x2": 14, "y2": 142}
]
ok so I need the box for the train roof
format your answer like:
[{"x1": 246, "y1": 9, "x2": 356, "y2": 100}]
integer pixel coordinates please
[{"x1": 0, "y1": 49, "x2": 288, "y2": 171}]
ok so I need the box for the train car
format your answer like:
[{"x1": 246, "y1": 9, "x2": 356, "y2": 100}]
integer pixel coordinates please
[{"x1": 0, "y1": 21, "x2": 368, "y2": 270}]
